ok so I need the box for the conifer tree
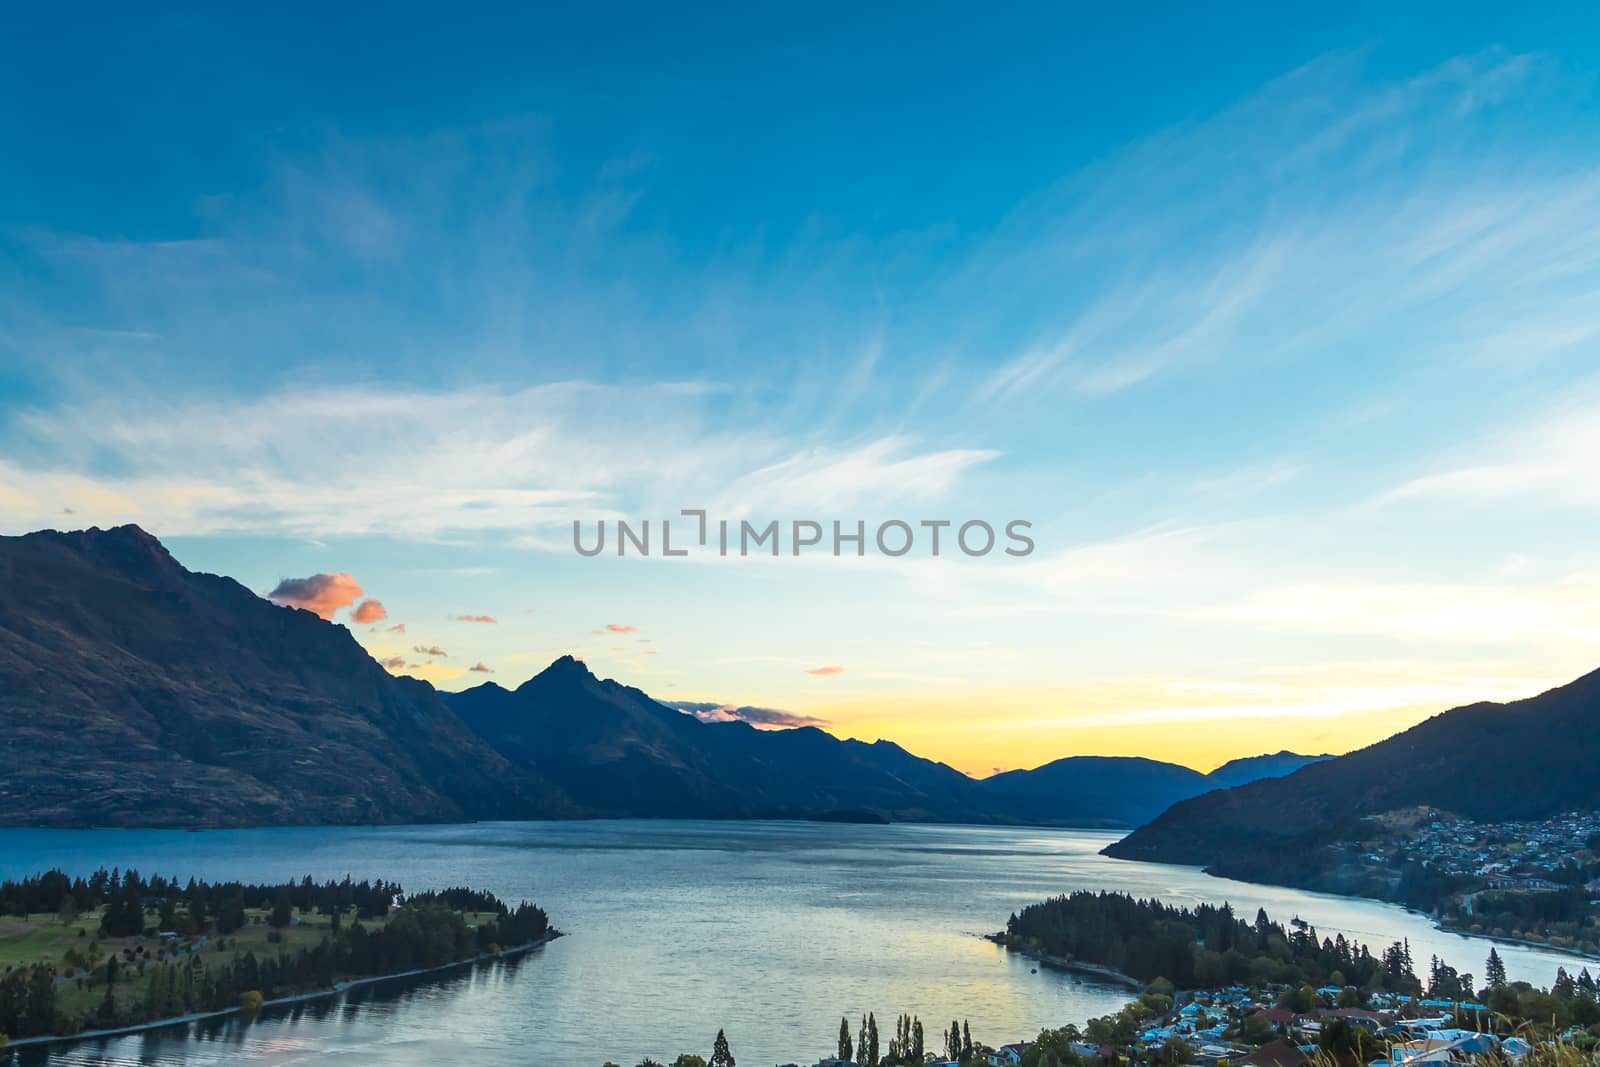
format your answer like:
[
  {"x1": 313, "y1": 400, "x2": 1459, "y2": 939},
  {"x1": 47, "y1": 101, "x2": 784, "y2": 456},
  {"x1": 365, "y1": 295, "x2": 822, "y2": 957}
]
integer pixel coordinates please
[
  {"x1": 1486, "y1": 948, "x2": 1508, "y2": 989},
  {"x1": 839, "y1": 1017, "x2": 853, "y2": 1063},
  {"x1": 962, "y1": 1020, "x2": 972, "y2": 1060},
  {"x1": 710, "y1": 1028, "x2": 735, "y2": 1067}
]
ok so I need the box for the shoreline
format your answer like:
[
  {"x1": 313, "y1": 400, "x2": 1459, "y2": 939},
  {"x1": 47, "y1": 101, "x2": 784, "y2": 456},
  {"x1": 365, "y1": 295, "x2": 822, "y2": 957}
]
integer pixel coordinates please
[
  {"x1": 1433, "y1": 919, "x2": 1600, "y2": 964},
  {"x1": 983, "y1": 933, "x2": 1144, "y2": 990},
  {"x1": 6, "y1": 931, "x2": 563, "y2": 1051},
  {"x1": 1111, "y1": 852, "x2": 1600, "y2": 971}
]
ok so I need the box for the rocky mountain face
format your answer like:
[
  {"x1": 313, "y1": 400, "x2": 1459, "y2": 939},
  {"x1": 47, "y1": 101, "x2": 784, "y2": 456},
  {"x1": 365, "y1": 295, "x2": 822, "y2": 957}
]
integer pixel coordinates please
[{"x1": 0, "y1": 525, "x2": 560, "y2": 827}]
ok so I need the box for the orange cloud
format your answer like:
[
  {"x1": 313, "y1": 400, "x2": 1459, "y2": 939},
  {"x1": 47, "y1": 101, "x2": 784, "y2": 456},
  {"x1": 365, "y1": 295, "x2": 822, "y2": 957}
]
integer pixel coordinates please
[
  {"x1": 805, "y1": 665, "x2": 846, "y2": 676},
  {"x1": 268, "y1": 572, "x2": 363, "y2": 620},
  {"x1": 452, "y1": 614, "x2": 498, "y2": 623},
  {"x1": 605, "y1": 623, "x2": 636, "y2": 633},
  {"x1": 351, "y1": 598, "x2": 388, "y2": 624},
  {"x1": 665, "y1": 700, "x2": 828, "y2": 730}
]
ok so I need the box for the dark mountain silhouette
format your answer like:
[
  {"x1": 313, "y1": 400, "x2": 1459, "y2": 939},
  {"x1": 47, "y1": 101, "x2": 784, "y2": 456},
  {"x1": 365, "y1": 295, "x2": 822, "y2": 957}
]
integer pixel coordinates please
[
  {"x1": 445, "y1": 657, "x2": 994, "y2": 821},
  {"x1": 973, "y1": 751, "x2": 1329, "y2": 829},
  {"x1": 1203, "y1": 750, "x2": 1332, "y2": 791},
  {"x1": 978, "y1": 756, "x2": 1208, "y2": 828},
  {"x1": 447, "y1": 661, "x2": 1331, "y2": 826},
  {"x1": 0, "y1": 525, "x2": 1335, "y2": 829},
  {"x1": 1104, "y1": 667, "x2": 1600, "y2": 868},
  {"x1": 0, "y1": 525, "x2": 562, "y2": 827}
]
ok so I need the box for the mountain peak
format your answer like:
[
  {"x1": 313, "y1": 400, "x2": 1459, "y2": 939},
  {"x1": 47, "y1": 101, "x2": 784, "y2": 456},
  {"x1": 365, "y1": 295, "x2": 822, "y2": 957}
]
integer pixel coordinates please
[
  {"x1": 21, "y1": 523, "x2": 182, "y2": 585},
  {"x1": 528, "y1": 654, "x2": 596, "y2": 684}
]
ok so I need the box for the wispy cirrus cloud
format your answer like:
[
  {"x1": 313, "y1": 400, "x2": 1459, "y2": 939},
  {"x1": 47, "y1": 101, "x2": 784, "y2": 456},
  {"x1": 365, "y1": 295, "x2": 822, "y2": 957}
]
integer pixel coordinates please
[
  {"x1": 1377, "y1": 398, "x2": 1600, "y2": 509},
  {"x1": 451, "y1": 613, "x2": 497, "y2": 623},
  {"x1": 0, "y1": 384, "x2": 999, "y2": 542}
]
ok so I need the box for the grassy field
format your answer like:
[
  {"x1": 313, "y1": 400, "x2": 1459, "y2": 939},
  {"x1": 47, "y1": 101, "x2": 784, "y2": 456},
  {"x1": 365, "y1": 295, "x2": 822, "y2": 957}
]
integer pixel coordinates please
[{"x1": 1, "y1": 904, "x2": 499, "y2": 1026}]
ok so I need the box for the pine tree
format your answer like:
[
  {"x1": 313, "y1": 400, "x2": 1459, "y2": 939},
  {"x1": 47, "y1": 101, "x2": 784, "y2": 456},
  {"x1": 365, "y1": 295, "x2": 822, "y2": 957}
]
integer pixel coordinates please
[
  {"x1": 839, "y1": 1017, "x2": 854, "y2": 1063},
  {"x1": 1555, "y1": 968, "x2": 1577, "y2": 997},
  {"x1": 1486, "y1": 948, "x2": 1507, "y2": 989},
  {"x1": 710, "y1": 1028, "x2": 735, "y2": 1067}
]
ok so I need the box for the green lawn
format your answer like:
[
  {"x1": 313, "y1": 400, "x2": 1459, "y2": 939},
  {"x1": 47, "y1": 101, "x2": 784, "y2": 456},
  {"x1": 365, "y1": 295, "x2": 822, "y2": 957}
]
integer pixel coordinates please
[{"x1": 3, "y1": 904, "x2": 498, "y2": 1027}]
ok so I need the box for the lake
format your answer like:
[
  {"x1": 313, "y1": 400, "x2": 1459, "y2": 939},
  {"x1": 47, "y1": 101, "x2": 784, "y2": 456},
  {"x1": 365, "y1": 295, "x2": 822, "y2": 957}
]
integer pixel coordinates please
[{"x1": 0, "y1": 820, "x2": 1589, "y2": 1066}]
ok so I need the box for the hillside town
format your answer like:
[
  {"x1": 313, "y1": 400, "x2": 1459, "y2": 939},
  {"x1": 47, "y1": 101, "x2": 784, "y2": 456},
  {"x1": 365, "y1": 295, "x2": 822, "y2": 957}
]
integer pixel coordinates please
[
  {"x1": 799, "y1": 976, "x2": 1574, "y2": 1067},
  {"x1": 1358, "y1": 809, "x2": 1600, "y2": 892}
]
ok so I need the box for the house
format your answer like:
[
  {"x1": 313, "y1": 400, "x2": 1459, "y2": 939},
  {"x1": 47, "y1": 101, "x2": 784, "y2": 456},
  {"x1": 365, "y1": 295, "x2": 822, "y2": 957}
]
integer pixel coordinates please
[
  {"x1": 1389, "y1": 1036, "x2": 1489, "y2": 1065},
  {"x1": 1240, "y1": 1038, "x2": 1308, "y2": 1067},
  {"x1": 988, "y1": 1042, "x2": 1030, "y2": 1066}
]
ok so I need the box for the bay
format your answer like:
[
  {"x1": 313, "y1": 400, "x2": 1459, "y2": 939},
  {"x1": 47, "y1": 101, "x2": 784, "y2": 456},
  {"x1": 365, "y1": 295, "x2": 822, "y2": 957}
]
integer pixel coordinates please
[{"x1": 0, "y1": 820, "x2": 1587, "y2": 1066}]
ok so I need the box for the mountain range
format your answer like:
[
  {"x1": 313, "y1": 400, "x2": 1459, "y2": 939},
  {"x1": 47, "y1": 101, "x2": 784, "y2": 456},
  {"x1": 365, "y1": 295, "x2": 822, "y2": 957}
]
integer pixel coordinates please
[
  {"x1": 1103, "y1": 666, "x2": 1600, "y2": 871},
  {"x1": 0, "y1": 525, "x2": 1329, "y2": 829},
  {"x1": 0, "y1": 525, "x2": 561, "y2": 827}
]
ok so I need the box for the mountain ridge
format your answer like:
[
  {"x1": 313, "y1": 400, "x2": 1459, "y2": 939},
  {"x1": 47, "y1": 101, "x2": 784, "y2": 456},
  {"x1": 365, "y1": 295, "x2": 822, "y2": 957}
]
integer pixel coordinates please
[
  {"x1": 0, "y1": 524, "x2": 1353, "y2": 829},
  {"x1": 0, "y1": 524, "x2": 564, "y2": 827},
  {"x1": 1103, "y1": 666, "x2": 1600, "y2": 869}
]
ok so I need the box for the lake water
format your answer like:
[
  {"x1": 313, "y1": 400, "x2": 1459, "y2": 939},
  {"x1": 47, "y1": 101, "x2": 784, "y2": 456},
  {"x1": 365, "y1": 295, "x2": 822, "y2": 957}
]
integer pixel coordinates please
[{"x1": 0, "y1": 820, "x2": 1590, "y2": 1067}]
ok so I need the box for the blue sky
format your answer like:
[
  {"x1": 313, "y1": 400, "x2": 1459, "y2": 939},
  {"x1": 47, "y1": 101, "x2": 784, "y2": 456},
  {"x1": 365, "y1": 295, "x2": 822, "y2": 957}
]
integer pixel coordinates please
[{"x1": 5, "y1": 5, "x2": 1600, "y2": 773}]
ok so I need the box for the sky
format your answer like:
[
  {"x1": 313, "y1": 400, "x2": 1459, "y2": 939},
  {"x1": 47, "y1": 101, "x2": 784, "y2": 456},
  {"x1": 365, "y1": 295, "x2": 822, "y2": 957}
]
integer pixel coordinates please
[{"x1": 5, "y1": 4, "x2": 1600, "y2": 776}]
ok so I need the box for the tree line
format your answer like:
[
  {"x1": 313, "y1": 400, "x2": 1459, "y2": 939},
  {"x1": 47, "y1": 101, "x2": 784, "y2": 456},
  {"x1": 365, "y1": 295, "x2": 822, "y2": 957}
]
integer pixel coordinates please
[{"x1": 0, "y1": 870, "x2": 550, "y2": 1042}]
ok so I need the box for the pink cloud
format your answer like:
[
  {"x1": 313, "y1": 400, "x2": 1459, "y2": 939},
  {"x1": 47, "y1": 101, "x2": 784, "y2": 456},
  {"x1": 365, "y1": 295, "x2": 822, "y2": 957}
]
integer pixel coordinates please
[
  {"x1": 805, "y1": 665, "x2": 846, "y2": 676},
  {"x1": 469, "y1": 662, "x2": 494, "y2": 673},
  {"x1": 351, "y1": 599, "x2": 388, "y2": 624},
  {"x1": 604, "y1": 623, "x2": 636, "y2": 634},
  {"x1": 268, "y1": 572, "x2": 363, "y2": 620},
  {"x1": 378, "y1": 656, "x2": 405, "y2": 670},
  {"x1": 452, "y1": 614, "x2": 498, "y2": 623},
  {"x1": 412, "y1": 644, "x2": 447, "y2": 657},
  {"x1": 383, "y1": 622, "x2": 407, "y2": 633}
]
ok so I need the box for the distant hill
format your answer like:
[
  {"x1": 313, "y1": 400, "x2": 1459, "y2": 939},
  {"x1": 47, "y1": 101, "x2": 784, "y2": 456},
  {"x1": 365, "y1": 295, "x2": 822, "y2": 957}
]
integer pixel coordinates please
[
  {"x1": 974, "y1": 751, "x2": 1330, "y2": 829},
  {"x1": 1103, "y1": 668, "x2": 1600, "y2": 869},
  {"x1": 0, "y1": 525, "x2": 1338, "y2": 829},
  {"x1": 1203, "y1": 750, "x2": 1332, "y2": 791},
  {"x1": 0, "y1": 525, "x2": 561, "y2": 827},
  {"x1": 976, "y1": 756, "x2": 1208, "y2": 828}
]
